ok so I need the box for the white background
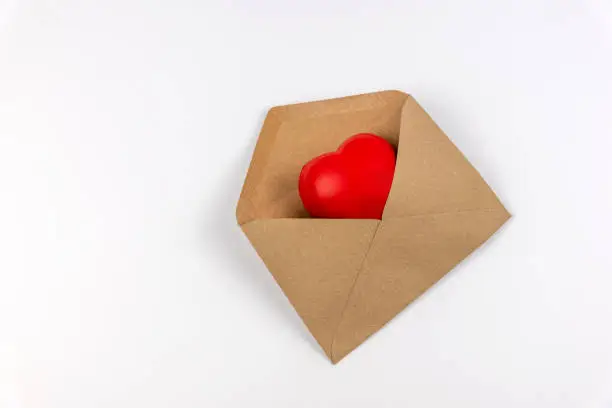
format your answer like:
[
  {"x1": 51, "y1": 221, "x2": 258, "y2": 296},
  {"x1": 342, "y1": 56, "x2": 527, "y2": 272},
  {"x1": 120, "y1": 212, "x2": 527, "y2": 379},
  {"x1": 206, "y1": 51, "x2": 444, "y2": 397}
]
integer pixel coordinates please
[{"x1": 1, "y1": 0, "x2": 612, "y2": 407}]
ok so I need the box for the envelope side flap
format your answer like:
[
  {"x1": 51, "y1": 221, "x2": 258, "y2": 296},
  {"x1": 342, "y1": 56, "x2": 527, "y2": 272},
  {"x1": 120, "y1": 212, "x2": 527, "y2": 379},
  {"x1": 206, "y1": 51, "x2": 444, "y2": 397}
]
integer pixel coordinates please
[
  {"x1": 236, "y1": 110, "x2": 283, "y2": 225},
  {"x1": 383, "y1": 96, "x2": 504, "y2": 219},
  {"x1": 241, "y1": 218, "x2": 380, "y2": 360},
  {"x1": 330, "y1": 207, "x2": 510, "y2": 362}
]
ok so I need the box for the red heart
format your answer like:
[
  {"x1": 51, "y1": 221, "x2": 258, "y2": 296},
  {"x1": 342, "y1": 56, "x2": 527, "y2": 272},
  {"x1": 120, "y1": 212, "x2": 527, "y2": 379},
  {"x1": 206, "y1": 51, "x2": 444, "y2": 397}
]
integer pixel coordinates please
[{"x1": 298, "y1": 133, "x2": 396, "y2": 219}]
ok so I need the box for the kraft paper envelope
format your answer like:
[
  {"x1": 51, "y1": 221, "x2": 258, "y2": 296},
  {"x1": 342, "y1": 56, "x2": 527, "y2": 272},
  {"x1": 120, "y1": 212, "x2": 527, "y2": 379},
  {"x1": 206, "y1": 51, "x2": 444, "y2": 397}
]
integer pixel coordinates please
[{"x1": 236, "y1": 90, "x2": 510, "y2": 363}]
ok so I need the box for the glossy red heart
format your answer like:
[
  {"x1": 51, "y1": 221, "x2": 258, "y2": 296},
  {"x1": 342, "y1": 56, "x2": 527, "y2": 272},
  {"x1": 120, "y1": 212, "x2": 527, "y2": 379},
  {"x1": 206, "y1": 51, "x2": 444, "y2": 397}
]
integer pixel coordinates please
[{"x1": 298, "y1": 133, "x2": 396, "y2": 219}]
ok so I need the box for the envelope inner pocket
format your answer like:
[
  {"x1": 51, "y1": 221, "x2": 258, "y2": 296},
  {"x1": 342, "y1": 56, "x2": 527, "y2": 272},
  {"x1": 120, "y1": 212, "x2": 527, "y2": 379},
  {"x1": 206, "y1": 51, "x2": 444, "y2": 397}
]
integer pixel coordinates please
[{"x1": 236, "y1": 91, "x2": 408, "y2": 225}]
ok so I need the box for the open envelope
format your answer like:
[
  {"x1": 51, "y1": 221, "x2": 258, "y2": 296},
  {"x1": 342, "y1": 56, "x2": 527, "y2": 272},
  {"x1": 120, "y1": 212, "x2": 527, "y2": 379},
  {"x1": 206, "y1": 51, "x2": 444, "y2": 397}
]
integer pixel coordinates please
[{"x1": 236, "y1": 90, "x2": 510, "y2": 363}]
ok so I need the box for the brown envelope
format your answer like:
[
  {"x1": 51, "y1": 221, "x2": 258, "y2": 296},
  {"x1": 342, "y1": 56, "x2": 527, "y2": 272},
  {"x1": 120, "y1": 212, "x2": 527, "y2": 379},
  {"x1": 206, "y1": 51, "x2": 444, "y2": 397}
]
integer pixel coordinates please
[{"x1": 236, "y1": 90, "x2": 510, "y2": 363}]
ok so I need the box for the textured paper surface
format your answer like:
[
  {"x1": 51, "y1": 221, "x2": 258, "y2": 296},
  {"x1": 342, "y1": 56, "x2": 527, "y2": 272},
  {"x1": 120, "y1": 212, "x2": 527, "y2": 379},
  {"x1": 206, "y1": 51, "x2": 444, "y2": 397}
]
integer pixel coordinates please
[{"x1": 236, "y1": 91, "x2": 510, "y2": 363}]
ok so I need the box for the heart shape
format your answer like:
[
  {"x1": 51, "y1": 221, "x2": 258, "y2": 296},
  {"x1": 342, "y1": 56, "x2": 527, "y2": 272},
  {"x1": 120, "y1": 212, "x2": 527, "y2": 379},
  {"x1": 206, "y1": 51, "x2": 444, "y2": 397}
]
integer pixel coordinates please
[{"x1": 298, "y1": 133, "x2": 396, "y2": 219}]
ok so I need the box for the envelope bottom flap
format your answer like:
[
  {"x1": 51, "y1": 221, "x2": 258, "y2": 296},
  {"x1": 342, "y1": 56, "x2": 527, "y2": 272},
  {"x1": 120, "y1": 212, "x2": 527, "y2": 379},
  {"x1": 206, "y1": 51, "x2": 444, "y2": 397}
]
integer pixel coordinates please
[
  {"x1": 330, "y1": 207, "x2": 510, "y2": 362},
  {"x1": 241, "y1": 218, "x2": 380, "y2": 359}
]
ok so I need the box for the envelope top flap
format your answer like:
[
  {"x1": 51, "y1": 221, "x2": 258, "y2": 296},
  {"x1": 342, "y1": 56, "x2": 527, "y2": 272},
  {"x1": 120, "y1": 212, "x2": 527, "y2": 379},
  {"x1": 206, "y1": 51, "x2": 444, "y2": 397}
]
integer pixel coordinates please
[
  {"x1": 382, "y1": 96, "x2": 504, "y2": 219},
  {"x1": 236, "y1": 91, "x2": 409, "y2": 225},
  {"x1": 241, "y1": 218, "x2": 380, "y2": 360}
]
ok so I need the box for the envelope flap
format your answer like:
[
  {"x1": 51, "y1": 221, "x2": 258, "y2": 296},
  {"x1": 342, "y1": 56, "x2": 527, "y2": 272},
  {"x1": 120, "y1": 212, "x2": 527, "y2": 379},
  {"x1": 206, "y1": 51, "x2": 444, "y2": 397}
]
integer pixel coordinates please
[
  {"x1": 241, "y1": 218, "x2": 379, "y2": 360},
  {"x1": 331, "y1": 208, "x2": 510, "y2": 362},
  {"x1": 383, "y1": 97, "x2": 504, "y2": 219}
]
